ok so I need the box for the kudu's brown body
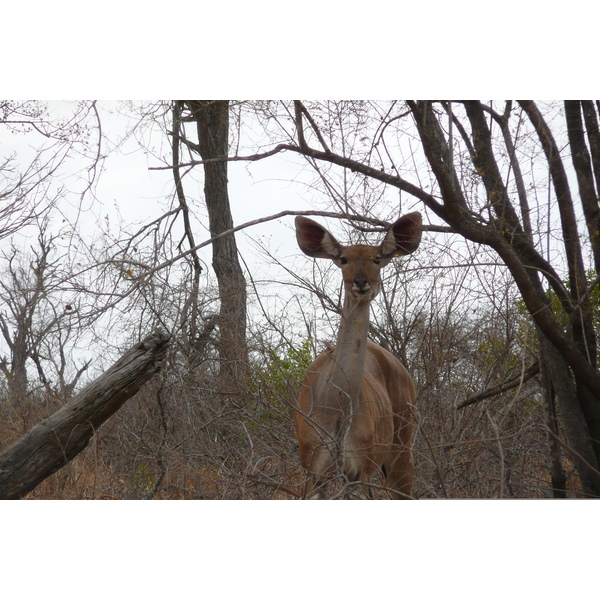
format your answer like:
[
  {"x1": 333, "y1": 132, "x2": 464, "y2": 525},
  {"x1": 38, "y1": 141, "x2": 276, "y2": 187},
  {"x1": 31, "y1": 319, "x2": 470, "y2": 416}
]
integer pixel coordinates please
[{"x1": 294, "y1": 213, "x2": 422, "y2": 499}]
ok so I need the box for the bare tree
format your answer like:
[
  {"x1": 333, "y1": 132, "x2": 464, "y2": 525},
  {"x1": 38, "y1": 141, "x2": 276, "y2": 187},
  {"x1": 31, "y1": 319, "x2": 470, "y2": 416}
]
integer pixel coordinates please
[
  {"x1": 174, "y1": 100, "x2": 248, "y2": 385},
  {"x1": 0, "y1": 101, "x2": 102, "y2": 239},
  {"x1": 0, "y1": 222, "x2": 95, "y2": 404}
]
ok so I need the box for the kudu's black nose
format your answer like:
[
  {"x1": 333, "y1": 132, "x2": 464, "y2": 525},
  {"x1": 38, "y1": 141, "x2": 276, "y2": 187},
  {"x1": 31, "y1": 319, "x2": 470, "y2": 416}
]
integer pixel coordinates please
[{"x1": 354, "y1": 277, "x2": 368, "y2": 290}]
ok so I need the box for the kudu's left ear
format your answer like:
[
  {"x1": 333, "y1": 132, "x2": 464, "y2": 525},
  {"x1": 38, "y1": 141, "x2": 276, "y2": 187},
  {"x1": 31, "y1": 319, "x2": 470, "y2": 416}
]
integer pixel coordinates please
[
  {"x1": 295, "y1": 216, "x2": 342, "y2": 259},
  {"x1": 379, "y1": 212, "x2": 422, "y2": 258}
]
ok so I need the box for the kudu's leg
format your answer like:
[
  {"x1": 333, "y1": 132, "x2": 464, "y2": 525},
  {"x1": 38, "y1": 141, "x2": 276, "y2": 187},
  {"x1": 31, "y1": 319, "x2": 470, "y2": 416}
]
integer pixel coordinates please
[
  {"x1": 384, "y1": 448, "x2": 414, "y2": 499},
  {"x1": 303, "y1": 444, "x2": 337, "y2": 499}
]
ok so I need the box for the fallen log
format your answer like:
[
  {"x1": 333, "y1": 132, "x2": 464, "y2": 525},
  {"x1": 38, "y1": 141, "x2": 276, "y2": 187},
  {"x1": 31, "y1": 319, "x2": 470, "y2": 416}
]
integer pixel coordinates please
[{"x1": 0, "y1": 331, "x2": 170, "y2": 499}]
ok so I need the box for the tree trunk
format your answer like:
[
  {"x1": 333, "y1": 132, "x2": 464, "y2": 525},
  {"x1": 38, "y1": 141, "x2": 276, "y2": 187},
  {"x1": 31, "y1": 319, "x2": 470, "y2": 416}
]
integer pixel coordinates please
[
  {"x1": 0, "y1": 331, "x2": 170, "y2": 499},
  {"x1": 185, "y1": 100, "x2": 248, "y2": 386},
  {"x1": 9, "y1": 319, "x2": 28, "y2": 405},
  {"x1": 539, "y1": 339, "x2": 569, "y2": 498},
  {"x1": 538, "y1": 334, "x2": 600, "y2": 496}
]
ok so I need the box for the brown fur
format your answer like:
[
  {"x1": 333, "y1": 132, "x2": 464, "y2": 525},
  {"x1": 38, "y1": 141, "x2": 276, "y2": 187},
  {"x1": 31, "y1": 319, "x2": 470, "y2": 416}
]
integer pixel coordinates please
[
  {"x1": 294, "y1": 214, "x2": 422, "y2": 499},
  {"x1": 296, "y1": 340, "x2": 416, "y2": 498}
]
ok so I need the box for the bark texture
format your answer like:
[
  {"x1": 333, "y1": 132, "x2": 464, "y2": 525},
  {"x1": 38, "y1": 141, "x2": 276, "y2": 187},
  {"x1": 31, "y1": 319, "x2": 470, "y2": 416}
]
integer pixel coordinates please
[{"x1": 185, "y1": 100, "x2": 248, "y2": 384}]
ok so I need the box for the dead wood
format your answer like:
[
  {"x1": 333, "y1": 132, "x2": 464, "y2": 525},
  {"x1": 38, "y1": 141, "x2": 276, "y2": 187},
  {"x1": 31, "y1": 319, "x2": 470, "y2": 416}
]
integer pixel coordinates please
[{"x1": 0, "y1": 331, "x2": 170, "y2": 499}]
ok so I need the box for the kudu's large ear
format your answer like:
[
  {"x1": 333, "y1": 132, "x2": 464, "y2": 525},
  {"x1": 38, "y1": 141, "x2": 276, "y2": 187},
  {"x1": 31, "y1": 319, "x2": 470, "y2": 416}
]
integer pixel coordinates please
[
  {"x1": 295, "y1": 216, "x2": 342, "y2": 259},
  {"x1": 379, "y1": 212, "x2": 422, "y2": 258}
]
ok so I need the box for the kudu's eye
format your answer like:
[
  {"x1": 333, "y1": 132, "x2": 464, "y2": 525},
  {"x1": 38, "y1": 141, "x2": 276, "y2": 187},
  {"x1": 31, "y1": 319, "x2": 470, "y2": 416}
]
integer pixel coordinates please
[
  {"x1": 373, "y1": 258, "x2": 381, "y2": 265},
  {"x1": 340, "y1": 257, "x2": 348, "y2": 265}
]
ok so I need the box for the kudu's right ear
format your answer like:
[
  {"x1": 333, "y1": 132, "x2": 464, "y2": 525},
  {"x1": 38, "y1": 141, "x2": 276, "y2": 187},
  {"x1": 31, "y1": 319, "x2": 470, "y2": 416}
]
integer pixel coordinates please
[{"x1": 295, "y1": 216, "x2": 342, "y2": 259}]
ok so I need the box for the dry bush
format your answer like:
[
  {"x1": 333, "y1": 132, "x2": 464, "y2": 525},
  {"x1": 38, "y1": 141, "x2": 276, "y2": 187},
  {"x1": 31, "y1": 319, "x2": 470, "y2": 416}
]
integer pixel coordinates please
[
  {"x1": 414, "y1": 387, "x2": 553, "y2": 498},
  {"x1": 1, "y1": 321, "x2": 584, "y2": 500},
  {"x1": 2, "y1": 343, "x2": 303, "y2": 500}
]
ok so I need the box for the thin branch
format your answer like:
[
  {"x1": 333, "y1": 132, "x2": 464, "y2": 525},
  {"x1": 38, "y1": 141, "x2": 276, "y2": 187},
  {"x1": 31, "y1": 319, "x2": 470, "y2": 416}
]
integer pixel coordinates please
[
  {"x1": 457, "y1": 362, "x2": 540, "y2": 410},
  {"x1": 486, "y1": 409, "x2": 506, "y2": 498},
  {"x1": 293, "y1": 101, "x2": 307, "y2": 150},
  {"x1": 149, "y1": 145, "x2": 287, "y2": 170},
  {"x1": 294, "y1": 101, "x2": 332, "y2": 153},
  {"x1": 150, "y1": 142, "x2": 448, "y2": 221}
]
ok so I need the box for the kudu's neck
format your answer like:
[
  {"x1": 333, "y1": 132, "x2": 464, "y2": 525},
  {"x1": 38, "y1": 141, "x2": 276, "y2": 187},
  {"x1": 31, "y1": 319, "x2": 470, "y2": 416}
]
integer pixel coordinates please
[{"x1": 330, "y1": 295, "x2": 372, "y2": 403}]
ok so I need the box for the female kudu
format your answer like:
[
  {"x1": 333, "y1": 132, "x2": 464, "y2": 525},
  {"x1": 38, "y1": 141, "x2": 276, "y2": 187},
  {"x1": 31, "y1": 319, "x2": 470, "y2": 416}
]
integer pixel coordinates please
[{"x1": 294, "y1": 213, "x2": 422, "y2": 499}]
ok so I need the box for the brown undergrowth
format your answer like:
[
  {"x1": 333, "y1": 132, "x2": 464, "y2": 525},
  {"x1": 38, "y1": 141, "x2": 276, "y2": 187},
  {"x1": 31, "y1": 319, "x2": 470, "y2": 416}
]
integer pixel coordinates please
[{"x1": 0, "y1": 356, "x2": 584, "y2": 500}]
